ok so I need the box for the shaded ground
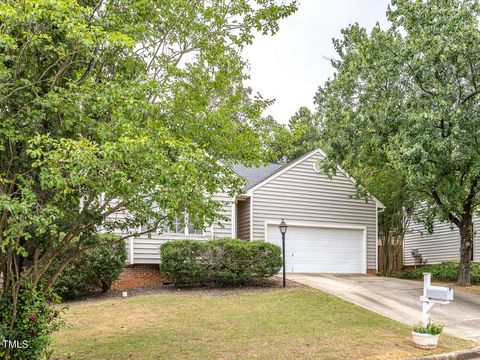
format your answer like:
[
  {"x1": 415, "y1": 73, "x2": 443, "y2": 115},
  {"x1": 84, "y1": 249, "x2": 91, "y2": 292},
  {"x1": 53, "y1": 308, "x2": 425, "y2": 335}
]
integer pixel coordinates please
[
  {"x1": 51, "y1": 279, "x2": 472, "y2": 360},
  {"x1": 64, "y1": 277, "x2": 301, "y2": 303}
]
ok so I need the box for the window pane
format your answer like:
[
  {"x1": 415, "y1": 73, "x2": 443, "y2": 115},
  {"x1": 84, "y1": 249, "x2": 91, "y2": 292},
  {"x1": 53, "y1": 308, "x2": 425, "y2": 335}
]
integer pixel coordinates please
[
  {"x1": 163, "y1": 218, "x2": 185, "y2": 234},
  {"x1": 175, "y1": 218, "x2": 184, "y2": 234},
  {"x1": 188, "y1": 222, "x2": 203, "y2": 235}
]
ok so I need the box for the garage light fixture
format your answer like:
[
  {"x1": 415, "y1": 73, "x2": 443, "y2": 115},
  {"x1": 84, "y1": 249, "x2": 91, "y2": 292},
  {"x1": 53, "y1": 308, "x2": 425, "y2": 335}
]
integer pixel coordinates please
[{"x1": 279, "y1": 219, "x2": 288, "y2": 287}]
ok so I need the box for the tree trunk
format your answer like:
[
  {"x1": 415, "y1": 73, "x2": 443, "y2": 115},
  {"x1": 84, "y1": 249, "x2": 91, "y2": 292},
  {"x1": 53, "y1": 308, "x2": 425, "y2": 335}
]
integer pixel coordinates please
[
  {"x1": 383, "y1": 241, "x2": 390, "y2": 276},
  {"x1": 101, "y1": 280, "x2": 110, "y2": 293},
  {"x1": 458, "y1": 219, "x2": 473, "y2": 286}
]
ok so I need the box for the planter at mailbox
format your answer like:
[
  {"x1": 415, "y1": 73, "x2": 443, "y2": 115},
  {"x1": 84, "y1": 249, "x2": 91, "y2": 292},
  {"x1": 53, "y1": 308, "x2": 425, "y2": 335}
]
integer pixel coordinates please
[
  {"x1": 411, "y1": 273, "x2": 448, "y2": 350},
  {"x1": 411, "y1": 331, "x2": 440, "y2": 350}
]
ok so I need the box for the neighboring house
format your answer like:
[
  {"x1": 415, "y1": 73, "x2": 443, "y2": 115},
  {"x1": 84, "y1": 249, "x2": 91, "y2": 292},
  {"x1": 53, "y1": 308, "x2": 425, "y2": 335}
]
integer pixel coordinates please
[
  {"x1": 404, "y1": 216, "x2": 480, "y2": 267},
  {"x1": 113, "y1": 149, "x2": 384, "y2": 289}
]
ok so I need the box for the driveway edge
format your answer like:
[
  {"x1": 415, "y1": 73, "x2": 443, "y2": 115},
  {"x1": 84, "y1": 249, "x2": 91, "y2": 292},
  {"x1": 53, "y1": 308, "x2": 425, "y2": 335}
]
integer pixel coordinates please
[{"x1": 411, "y1": 347, "x2": 480, "y2": 360}]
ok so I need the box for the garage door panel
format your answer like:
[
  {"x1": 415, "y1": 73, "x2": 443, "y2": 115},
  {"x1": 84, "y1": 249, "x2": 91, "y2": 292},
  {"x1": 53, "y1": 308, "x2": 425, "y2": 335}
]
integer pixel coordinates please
[{"x1": 266, "y1": 224, "x2": 364, "y2": 273}]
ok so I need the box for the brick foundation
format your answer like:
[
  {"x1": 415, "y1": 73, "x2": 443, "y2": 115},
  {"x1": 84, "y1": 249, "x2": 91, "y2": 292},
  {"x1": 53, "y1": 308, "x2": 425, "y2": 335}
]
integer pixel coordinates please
[
  {"x1": 367, "y1": 268, "x2": 378, "y2": 275},
  {"x1": 112, "y1": 264, "x2": 164, "y2": 290}
]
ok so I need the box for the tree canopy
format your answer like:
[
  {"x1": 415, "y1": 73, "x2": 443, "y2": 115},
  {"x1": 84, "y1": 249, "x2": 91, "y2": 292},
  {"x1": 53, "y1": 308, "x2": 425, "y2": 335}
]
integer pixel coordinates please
[
  {"x1": 0, "y1": 0, "x2": 297, "y2": 357},
  {"x1": 265, "y1": 106, "x2": 322, "y2": 163},
  {"x1": 316, "y1": 0, "x2": 480, "y2": 285}
]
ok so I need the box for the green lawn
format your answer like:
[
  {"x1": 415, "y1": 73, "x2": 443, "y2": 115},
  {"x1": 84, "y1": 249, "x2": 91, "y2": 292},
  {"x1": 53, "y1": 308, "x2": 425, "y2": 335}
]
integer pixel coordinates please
[{"x1": 51, "y1": 287, "x2": 473, "y2": 360}]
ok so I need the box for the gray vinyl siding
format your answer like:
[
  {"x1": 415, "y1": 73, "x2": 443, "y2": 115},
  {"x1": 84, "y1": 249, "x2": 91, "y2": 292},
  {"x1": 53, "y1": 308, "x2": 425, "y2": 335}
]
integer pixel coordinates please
[
  {"x1": 211, "y1": 192, "x2": 233, "y2": 238},
  {"x1": 404, "y1": 215, "x2": 480, "y2": 266},
  {"x1": 474, "y1": 216, "x2": 480, "y2": 261},
  {"x1": 112, "y1": 192, "x2": 233, "y2": 264},
  {"x1": 133, "y1": 233, "x2": 204, "y2": 264},
  {"x1": 236, "y1": 198, "x2": 250, "y2": 240},
  {"x1": 404, "y1": 221, "x2": 460, "y2": 266},
  {"x1": 108, "y1": 202, "x2": 132, "y2": 263},
  {"x1": 251, "y1": 152, "x2": 378, "y2": 270}
]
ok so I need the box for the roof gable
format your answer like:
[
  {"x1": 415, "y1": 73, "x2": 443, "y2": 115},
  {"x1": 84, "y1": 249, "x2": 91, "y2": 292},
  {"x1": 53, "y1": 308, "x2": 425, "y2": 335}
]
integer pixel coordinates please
[{"x1": 233, "y1": 148, "x2": 385, "y2": 208}]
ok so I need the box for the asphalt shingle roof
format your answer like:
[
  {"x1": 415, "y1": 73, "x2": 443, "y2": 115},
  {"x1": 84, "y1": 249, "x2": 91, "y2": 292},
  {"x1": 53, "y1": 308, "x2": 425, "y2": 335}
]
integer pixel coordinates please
[{"x1": 231, "y1": 163, "x2": 284, "y2": 190}]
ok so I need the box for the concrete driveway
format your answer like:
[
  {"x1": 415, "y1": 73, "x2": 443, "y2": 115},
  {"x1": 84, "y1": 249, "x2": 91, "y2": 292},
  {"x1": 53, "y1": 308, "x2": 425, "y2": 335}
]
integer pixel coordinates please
[{"x1": 288, "y1": 273, "x2": 480, "y2": 343}]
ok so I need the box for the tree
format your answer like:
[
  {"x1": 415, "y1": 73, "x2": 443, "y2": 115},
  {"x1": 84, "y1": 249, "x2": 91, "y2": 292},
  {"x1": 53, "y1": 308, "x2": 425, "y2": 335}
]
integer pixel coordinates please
[
  {"x1": 0, "y1": 0, "x2": 297, "y2": 357},
  {"x1": 356, "y1": 167, "x2": 416, "y2": 277},
  {"x1": 317, "y1": 88, "x2": 416, "y2": 276},
  {"x1": 286, "y1": 106, "x2": 322, "y2": 160},
  {"x1": 265, "y1": 107, "x2": 322, "y2": 163},
  {"x1": 316, "y1": 0, "x2": 480, "y2": 285},
  {"x1": 260, "y1": 115, "x2": 294, "y2": 163},
  {"x1": 263, "y1": 102, "x2": 414, "y2": 276}
]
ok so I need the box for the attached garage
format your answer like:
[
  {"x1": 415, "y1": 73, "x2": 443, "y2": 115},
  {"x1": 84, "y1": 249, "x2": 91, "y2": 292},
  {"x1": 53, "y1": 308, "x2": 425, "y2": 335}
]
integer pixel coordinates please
[
  {"x1": 233, "y1": 149, "x2": 381, "y2": 274},
  {"x1": 266, "y1": 223, "x2": 367, "y2": 274}
]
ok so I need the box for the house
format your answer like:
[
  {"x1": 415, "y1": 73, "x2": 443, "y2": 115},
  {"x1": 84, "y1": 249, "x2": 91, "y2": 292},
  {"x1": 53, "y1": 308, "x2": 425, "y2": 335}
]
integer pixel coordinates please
[
  {"x1": 113, "y1": 149, "x2": 384, "y2": 289},
  {"x1": 404, "y1": 216, "x2": 480, "y2": 267}
]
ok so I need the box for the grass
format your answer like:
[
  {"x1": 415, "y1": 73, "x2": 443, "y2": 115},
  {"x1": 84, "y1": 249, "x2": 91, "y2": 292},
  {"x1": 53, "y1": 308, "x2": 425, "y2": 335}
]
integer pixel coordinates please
[{"x1": 51, "y1": 287, "x2": 473, "y2": 360}]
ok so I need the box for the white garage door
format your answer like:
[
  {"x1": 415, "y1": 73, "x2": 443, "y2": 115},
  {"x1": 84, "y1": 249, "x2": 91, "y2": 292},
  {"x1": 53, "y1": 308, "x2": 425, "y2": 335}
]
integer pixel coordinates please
[{"x1": 266, "y1": 224, "x2": 365, "y2": 273}]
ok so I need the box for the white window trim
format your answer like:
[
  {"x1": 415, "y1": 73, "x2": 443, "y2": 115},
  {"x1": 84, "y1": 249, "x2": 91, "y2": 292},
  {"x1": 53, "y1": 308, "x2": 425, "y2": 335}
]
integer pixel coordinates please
[
  {"x1": 231, "y1": 200, "x2": 236, "y2": 238},
  {"x1": 249, "y1": 193, "x2": 254, "y2": 241},
  {"x1": 138, "y1": 216, "x2": 205, "y2": 237},
  {"x1": 128, "y1": 238, "x2": 134, "y2": 264}
]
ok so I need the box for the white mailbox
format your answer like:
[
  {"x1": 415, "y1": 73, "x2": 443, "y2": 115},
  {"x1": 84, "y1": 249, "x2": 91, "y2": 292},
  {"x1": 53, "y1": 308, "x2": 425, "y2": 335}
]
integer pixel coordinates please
[
  {"x1": 420, "y1": 273, "x2": 453, "y2": 327},
  {"x1": 425, "y1": 285, "x2": 453, "y2": 301}
]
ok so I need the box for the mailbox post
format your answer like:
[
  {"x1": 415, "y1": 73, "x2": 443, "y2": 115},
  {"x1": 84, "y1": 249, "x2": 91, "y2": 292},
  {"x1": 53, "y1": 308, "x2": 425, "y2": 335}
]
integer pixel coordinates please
[{"x1": 420, "y1": 273, "x2": 453, "y2": 327}]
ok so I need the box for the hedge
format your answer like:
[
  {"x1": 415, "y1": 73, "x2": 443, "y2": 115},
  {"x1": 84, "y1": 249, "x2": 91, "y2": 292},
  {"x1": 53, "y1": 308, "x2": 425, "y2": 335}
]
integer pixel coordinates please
[
  {"x1": 160, "y1": 238, "x2": 282, "y2": 285},
  {"x1": 402, "y1": 261, "x2": 480, "y2": 284},
  {"x1": 52, "y1": 234, "x2": 127, "y2": 299}
]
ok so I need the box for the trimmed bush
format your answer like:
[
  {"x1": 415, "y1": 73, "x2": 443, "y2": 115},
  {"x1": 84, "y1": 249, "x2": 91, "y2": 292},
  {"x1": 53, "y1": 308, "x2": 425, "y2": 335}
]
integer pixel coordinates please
[
  {"x1": 160, "y1": 238, "x2": 282, "y2": 286},
  {"x1": 53, "y1": 234, "x2": 127, "y2": 299},
  {"x1": 402, "y1": 261, "x2": 480, "y2": 284},
  {"x1": 160, "y1": 240, "x2": 210, "y2": 286}
]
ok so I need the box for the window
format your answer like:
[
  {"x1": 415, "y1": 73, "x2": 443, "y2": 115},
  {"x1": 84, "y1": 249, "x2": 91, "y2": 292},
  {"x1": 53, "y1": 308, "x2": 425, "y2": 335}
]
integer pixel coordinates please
[
  {"x1": 161, "y1": 218, "x2": 203, "y2": 236},
  {"x1": 163, "y1": 218, "x2": 184, "y2": 234}
]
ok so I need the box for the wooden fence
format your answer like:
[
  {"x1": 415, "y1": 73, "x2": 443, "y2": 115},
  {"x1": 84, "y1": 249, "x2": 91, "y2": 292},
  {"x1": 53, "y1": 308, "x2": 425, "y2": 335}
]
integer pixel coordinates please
[{"x1": 378, "y1": 244, "x2": 403, "y2": 273}]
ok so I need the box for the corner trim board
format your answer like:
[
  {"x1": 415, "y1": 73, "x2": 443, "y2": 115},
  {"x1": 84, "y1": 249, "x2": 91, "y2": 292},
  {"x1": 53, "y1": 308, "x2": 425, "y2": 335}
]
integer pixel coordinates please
[
  {"x1": 231, "y1": 199, "x2": 236, "y2": 238},
  {"x1": 249, "y1": 193, "x2": 254, "y2": 241},
  {"x1": 129, "y1": 237, "x2": 134, "y2": 264}
]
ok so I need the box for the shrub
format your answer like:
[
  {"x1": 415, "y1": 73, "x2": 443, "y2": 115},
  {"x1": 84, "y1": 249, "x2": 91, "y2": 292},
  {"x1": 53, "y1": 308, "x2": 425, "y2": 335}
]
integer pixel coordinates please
[
  {"x1": 86, "y1": 235, "x2": 128, "y2": 292},
  {"x1": 160, "y1": 240, "x2": 210, "y2": 286},
  {"x1": 412, "y1": 321, "x2": 444, "y2": 335},
  {"x1": 402, "y1": 262, "x2": 480, "y2": 284},
  {"x1": 53, "y1": 234, "x2": 127, "y2": 299},
  {"x1": 210, "y1": 238, "x2": 283, "y2": 284},
  {"x1": 0, "y1": 281, "x2": 64, "y2": 360},
  {"x1": 160, "y1": 238, "x2": 282, "y2": 286}
]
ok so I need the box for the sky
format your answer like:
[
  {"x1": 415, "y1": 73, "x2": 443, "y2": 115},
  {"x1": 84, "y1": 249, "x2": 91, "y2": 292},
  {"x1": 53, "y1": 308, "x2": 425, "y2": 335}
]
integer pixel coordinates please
[{"x1": 243, "y1": 0, "x2": 391, "y2": 124}]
